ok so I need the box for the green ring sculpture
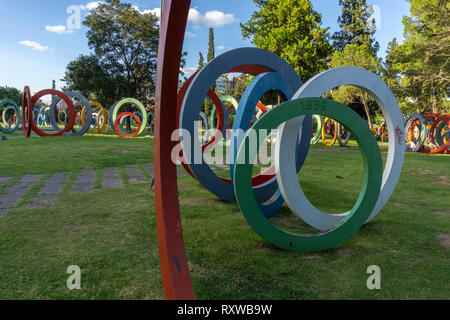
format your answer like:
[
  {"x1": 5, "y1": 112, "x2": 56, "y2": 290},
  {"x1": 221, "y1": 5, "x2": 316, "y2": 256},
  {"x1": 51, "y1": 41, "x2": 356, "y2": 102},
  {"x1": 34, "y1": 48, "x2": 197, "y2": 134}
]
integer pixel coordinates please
[
  {"x1": 311, "y1": 115, "x2": 322, "y2": 144},
  {"x1": 109, "y1": 98, "x2": 148, "y2": 136},
  {"x1": 233, "y1": 98, "x2": 382, "y2": 252}
]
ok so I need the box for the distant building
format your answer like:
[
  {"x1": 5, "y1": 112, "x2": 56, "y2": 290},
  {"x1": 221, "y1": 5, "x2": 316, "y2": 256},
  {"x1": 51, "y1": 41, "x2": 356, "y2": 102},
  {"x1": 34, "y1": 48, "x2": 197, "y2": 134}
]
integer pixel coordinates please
[{"x1": 216, "y1": 78, "x2": 227, "y2": 94}]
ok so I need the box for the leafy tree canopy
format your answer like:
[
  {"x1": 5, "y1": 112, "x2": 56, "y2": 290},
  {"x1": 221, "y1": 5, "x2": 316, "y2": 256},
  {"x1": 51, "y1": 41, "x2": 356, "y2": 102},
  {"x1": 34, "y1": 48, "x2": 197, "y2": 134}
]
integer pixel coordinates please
[
  {"x1": 386, "y1": 0, "x2": 449, "y2": 114},
  {"x1": 332, "y1": 0, "x2": 380, "y2": 55},
  {"x1": 62, "y1": 0, "x2": 159, "y2": 108},
  {"x1": 330, "y1": 44, "x2": 382, "y2": 128},
  {"x1": 241, "y1": 0, "x2": 333, "y2": 81},
  {"x1": 0, "y1": 86, "x2": 22, "y2": 105}
]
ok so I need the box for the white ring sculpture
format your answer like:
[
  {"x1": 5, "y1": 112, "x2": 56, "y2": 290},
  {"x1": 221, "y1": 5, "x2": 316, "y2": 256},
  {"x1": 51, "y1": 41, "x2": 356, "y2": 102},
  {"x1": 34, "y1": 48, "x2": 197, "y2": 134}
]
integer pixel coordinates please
[{"x1": 275, "y1": 67, "x2": 406, "y2": 231}]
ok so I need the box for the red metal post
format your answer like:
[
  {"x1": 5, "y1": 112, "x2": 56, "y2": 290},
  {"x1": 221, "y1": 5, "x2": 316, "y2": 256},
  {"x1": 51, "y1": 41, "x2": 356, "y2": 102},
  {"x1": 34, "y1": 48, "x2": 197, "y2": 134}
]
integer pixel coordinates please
[{"x1": 154, "y1": 0, "x2": 194, "y2": 300}]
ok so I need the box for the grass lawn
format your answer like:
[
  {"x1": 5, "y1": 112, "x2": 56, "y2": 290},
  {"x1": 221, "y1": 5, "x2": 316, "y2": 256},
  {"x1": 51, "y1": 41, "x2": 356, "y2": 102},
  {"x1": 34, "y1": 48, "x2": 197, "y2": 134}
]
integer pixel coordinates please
[{"x1": 0, "y1": 134, "x2": 448, "y2": 299}]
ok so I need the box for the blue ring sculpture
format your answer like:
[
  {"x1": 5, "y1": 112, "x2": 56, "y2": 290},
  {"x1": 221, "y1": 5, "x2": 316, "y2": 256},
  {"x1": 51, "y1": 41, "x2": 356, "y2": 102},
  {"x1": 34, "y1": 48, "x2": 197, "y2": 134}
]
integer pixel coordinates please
[
  {"x1": 49, "y1": 91, "x2": 93, "y2": 137},
  {"x1": 231, "y1": 72, "x2": 312, "y2": 217},
  {"x1": 179, "y1": 47, "x2": 311, "y2": 202}
]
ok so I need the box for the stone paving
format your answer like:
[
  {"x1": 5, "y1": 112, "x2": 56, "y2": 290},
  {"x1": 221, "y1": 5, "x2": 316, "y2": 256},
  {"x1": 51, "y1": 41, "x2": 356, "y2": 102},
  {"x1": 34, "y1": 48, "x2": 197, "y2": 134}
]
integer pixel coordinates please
[
  {"x1": 29, "y1": 172, "x2": 71, "y2": 209},
  {"x1": 103, "y1": 167, "x2": 123, "y2": 188},
  {"x1": 72, "y1": 169, "x2": 96, "y2": 194},
  {"x1": 0, "y1": 163, "x2": 188, "y2": 217},
  {"x1": 125, "y1": 165, "x2": 146, "y2": 184},
  {"x1": 0, "y1": 174, "x2": 43, "y2": 216}
]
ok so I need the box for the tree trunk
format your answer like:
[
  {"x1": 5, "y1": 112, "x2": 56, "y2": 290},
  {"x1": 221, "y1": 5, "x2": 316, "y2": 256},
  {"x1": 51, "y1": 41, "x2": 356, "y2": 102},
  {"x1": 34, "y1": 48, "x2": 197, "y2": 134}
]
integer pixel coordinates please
[{"x1": 362, "y1": 97, "x2": 372, "y2": 130}]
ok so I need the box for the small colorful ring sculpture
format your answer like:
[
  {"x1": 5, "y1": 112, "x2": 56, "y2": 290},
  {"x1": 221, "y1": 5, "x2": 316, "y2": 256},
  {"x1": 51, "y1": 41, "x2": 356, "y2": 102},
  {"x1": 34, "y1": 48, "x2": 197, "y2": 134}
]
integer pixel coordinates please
[
  {"x1": 404, "y1": 112, "x2": 426, "y2": 152},
  {"x1": 115, "y1": 112, "x2": 141, "y2": 138},
  {"x1": 337, "y1": 122, "x2": 351, "y2": 146},
  {"x1": 49, "y1": 91, "x2": 93, "y2": 137},
  {"x1": 0, "y1": 99, "x2": 21, "y2": 134},
  {"x1": 322, "y1": 117, "x2": 338, "y2": 146},
  {"x1": 311, "y1": 115, "x2": 322, "y2": 144},
  {"x1": 109, "y1": 98, "x2": 148, "y2": 136}
]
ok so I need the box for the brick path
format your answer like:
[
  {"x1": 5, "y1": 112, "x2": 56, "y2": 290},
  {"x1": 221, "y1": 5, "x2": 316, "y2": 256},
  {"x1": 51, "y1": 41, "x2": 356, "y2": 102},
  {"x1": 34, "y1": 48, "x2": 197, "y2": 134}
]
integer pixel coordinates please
[{"x1": 0, "y1": 163, "x2": 186, "y2": 217}]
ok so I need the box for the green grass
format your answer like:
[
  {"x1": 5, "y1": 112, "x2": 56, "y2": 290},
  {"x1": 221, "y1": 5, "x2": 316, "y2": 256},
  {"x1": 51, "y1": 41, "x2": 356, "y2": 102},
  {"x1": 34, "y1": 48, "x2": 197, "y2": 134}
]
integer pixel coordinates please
[
  {"x1": 0, "y1": 135, "x2": 448, "y2": 300},
  {"x1": 0, "y1": 135, "x2": 153, "y2": 177}
]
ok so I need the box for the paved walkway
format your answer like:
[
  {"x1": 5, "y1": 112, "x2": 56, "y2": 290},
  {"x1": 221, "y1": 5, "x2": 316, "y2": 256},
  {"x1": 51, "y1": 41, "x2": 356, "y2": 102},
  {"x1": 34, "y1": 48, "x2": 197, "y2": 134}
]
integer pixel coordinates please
[{"x1": 0, "y1": 163, "x2": 186, "y2": 217}]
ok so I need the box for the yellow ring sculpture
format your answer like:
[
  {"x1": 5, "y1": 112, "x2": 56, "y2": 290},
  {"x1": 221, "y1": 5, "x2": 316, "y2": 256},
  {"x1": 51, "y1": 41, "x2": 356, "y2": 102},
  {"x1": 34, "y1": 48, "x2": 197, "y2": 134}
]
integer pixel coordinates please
[{"x1": 321, "y1": 117, "x2": 338, "y2": 146}]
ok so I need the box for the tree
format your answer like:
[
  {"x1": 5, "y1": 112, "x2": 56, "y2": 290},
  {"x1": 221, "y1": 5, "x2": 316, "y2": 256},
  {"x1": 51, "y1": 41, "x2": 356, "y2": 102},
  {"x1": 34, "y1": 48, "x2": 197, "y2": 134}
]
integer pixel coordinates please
[
  {"x1": 388, "y1": 0, "x2": 449, "y2": 114},
  {"x1": 61, "y1": 54, "x2": 121, "y2": 107},
  {"x1": 207, "y1": 28, "x2": 215, "y2": 63},
  {"x1": 241, "y1": 0, "x2": 333, "y2": 81},
  {"x1": 0, "y1": 86, "x2": 22, "y2": 105},
  {"x1": 382, "y1": 38, "x2": 410, "y2": 113},
  {"x1": 198, "y1": 52, "x2": 205, "y2": 70},
  {"x1": 232, "y1": 75, "x2": 254, "y2": 102},
  {"x1": 330, "y1": 44, "x2": 382, "y2": 128},
  {"x1": 81, "y1": 0, "x2": 160, "y2": 105},
  {"x1": 332, "y1": 0, "x2": 380, "y2": 55},
  {"x1": 204, "y1": 28, "x2": 216, "y2": 115}
]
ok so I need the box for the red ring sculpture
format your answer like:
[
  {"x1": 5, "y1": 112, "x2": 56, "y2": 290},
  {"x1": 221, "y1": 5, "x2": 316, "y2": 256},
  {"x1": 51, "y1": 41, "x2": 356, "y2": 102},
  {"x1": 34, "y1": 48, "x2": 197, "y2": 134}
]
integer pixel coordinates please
[
  {"x1": 421, "y1": 114, "x2": 450, "y2": 154},
  {"x1": 30, "y1": 90, "x2": 76, "y2": 137},
  {"x1": 22, "y1": 86, "x2": 32, "y2": 137},
  {"x1": 115, "y1": 112, "x2": 141, "y2": 138}
]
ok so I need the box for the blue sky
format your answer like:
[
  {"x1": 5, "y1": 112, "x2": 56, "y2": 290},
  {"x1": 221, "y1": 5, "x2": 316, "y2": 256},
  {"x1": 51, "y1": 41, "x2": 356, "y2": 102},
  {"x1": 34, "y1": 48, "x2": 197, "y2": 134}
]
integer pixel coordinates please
[{"x1": 0, "y1": 0, "x2": 411, "y2": 96}]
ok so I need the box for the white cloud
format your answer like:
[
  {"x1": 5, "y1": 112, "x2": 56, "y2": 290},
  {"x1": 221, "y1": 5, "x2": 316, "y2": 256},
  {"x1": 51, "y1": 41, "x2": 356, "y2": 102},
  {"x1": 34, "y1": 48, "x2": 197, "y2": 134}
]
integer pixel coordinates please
[
  {"x1": 181, "y1": 67, "x2": 197, "y2": 76},
  {"x1": 203, "y1": 10, "x2": 238, "y2": 27},
  {"x1": 186, "y1": 31, "x2": 197, "y2": 39},
  {"x1": 188, "y1": 8, "x2": 203, "y2": 24},
  {"x1": 145, "y1": 8, "x2": 161, "y2": 18},
  {"x1": 217, "y1": 45, "x2": 225, "y2": 50},
  {"x1": 85, "y1": 1, "x2": 102, "y2": 10},
  {"x1": 132, "y1": 6, "x2": 161, "y2": 19},
  {"x1": 187, "y1": 8, "x2": 237, "y2": 27},
  {"x1": 19, "y1": 40, "x2": 51, "y2": 52},
  {"x1": 45, "y1": 25, "x2": 74, "y2": 34}
]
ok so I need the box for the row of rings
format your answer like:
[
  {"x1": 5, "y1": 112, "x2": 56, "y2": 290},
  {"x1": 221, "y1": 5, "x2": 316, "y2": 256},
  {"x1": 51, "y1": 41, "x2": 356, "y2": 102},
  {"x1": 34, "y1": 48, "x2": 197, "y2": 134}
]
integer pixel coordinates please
[
  {"x1": 1, "y1": 90, "x2": 154, "y2": 138},
  {"x1": 404, "y1": 112, "x2": 449, "y2": 154}
]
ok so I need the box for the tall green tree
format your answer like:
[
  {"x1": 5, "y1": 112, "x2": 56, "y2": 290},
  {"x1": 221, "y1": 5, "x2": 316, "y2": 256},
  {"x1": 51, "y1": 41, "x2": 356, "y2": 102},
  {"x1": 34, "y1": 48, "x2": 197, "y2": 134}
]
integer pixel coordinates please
[
  {"x1": 204, "y1": 28, "x2": 216, "y2": 115},
  {"x1": 241, "y1": 0, "x2": 333, "y2": 81},
  {"x1": 330, "y1": 44, "x2": 382, "y2": 128},
  {"x1": 207, "y1": 28, "x2": 215, "y2": 63},
  {"x1": 382, "y1": 38, "x2": 410, "y2": 113},
  {"x1": 198, "y1": 52, "x2": 205, "y2": 70},
  {"x1": 63, "y1": 0, "x2": 159, "y2": 107},
  {"x1": 388, "y1": 0, "x2": 449, "y2": 114},
  {"x1": 332, "y1": 0, "x2": 380, "y2": 55}
]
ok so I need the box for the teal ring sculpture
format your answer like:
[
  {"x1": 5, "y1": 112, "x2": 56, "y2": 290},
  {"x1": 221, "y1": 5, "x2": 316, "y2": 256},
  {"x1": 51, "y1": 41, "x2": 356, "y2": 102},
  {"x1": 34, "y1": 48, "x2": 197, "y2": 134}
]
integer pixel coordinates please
[{"x1": 0, "y1": 99, "x2": 21, "y2": 134}]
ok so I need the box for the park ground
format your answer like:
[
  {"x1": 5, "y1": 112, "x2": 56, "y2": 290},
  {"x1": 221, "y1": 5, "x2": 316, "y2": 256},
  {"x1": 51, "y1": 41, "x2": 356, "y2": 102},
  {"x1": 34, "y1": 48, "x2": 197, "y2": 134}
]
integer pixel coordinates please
[{"x1": 0, "y1": 135, "x2": 448, "y2": 299}]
